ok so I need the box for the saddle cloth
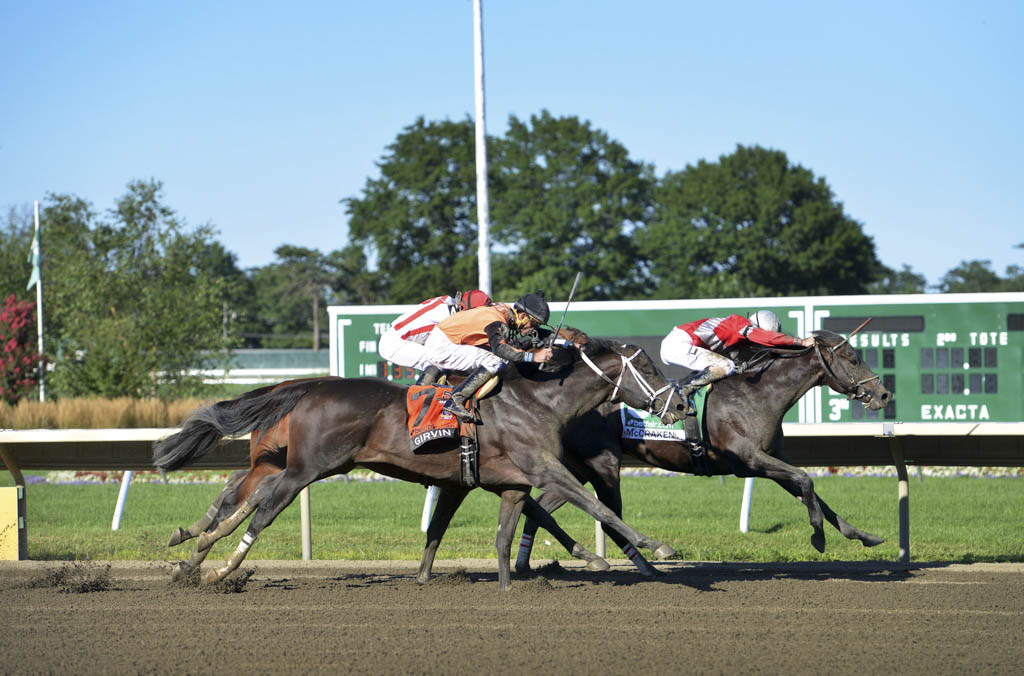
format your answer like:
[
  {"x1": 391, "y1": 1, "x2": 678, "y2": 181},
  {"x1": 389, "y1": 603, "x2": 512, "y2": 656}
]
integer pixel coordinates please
[
  {"x1": 406, "y1": 385, "x2": 460, "y2": 452},
  {"x1": 619, "y1": 386, "x2": 709, "y2": 444}
]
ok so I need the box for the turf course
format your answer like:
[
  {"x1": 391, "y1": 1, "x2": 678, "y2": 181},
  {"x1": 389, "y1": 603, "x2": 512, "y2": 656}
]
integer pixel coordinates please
[{"x1": 4, "y1": 473, "x2": 1021, "y2": 564}]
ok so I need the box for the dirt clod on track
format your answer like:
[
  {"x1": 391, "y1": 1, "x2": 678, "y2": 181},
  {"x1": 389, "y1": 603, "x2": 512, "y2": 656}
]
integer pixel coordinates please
[{"x1": 2, "y1": 559, "x2": 1022, "y2": 675}]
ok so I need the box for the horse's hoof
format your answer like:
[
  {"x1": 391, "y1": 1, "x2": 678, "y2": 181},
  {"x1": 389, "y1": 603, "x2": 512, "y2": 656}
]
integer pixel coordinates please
[
  {"x1": 201, "y1": 569, "x2": 221, "y2": 585},
  {"x1": 416, "y1": 574, "x2": 430, "y2": 585},
  {"x1": 652, "y1": 544, "x2": 676, "y2": 560},
  {"x1": 585, "y1": 557, "x2": 610, "y2": 572},
  {"x1": 811, "y1": 533, "x2": 826, "y2": 553},
  {"x1": 196, "y1": 532, "x2": 213, "y2": 552},
  {"x1": 167, "y1": 527, "x2": 188, "y2": 547},
  {"x1": 514, "y1": 562, "x2": 530, "y2": 575},
  {"x1": 169, "y1": 562, "x2": 189, "y2": 581},
  {"x1": 861, "y1": 534, "x2": 885, "y2": 547}
]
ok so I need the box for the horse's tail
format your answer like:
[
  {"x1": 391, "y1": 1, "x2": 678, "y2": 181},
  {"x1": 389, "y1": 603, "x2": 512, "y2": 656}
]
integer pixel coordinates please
[{"x1": 153, "y1": 382, "x2": 318, "y2": 472}]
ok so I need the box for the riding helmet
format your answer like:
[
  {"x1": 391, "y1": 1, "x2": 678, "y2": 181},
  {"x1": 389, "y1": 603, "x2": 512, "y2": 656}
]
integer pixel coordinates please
[
  {"x1": 748, "y1": 310, "x2": 782, "y2": 333},
  {"x1": 514, "y1": 291, "x2": 550, "y2": 325},
  {"x1": 457, "y1": 289, "x2": 492, "y2": 311}
]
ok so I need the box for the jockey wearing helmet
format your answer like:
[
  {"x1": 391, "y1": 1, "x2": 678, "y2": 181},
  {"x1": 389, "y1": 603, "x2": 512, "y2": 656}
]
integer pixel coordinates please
[
  {"x1": 424, "y1": 291, "x2": 554, "y2": 422},
  {"x1": 661, "y1": 310, "x2": 814, "y2": 402},
  {"x1": 378, "y1": 290, "x2": 492, "y2": 386}
]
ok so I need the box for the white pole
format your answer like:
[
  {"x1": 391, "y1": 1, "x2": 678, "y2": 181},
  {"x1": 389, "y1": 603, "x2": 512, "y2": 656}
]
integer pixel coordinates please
[
  {"x1": 33, "y1": 201, "x2": 45, "y2": 402},
  {"x1": 739, "y1": 477, "x2": 755, "y2": 532},
  {"x1": 300, "y1": 485, "x2": 312, "y2": 560},
  {"x1": 418, "y1": 0, "x2": 492, "y2": 533},
  {"x1": 421, "y1": 485, "x2": 438, "y2": 532},
  {"x1": 473, "y1": 0, "x2": 491, "y2": 296},
  {"x1": 111, "y1": 470, "x2": 133, "y2": 530}
]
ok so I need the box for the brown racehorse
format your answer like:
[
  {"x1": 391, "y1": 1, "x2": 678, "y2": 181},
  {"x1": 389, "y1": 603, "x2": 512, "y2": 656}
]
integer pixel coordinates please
[
  {"x1": 515, "y1": 328, "x2": 893, "y2": 573},
  {"x1": 154, "y1": 336, "x2": 687, "y2": 589}
]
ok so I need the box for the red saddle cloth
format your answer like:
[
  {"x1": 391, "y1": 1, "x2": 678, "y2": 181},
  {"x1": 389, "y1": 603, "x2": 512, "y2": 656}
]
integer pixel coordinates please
[{"x1": 406, "y1": 385, "x2": 460, "y2": 452}]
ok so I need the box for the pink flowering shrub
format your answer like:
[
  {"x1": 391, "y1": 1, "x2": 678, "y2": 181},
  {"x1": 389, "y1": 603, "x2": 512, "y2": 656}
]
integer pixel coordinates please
[{"x1": 0, "y1": 294, "x2": 44, "y2": 405}]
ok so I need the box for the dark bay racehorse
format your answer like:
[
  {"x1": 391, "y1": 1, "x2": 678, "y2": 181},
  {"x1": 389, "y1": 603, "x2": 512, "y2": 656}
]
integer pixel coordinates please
[
  {"x1": 153, "y1": 337, "x2": 687, "y2": 589},
  {"x1": 515, "y1": 328, "x2": 892, "y2": 573}
]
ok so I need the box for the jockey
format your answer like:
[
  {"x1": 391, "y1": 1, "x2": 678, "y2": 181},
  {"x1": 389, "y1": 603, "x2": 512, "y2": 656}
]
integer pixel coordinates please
[
  {"x1": 661, "y1": 310, "x2": 814, "y2": 402},
  {"x1": 425, "y1": 291, "x2": 554, "y2": 422},
  {"x1": 378, "y1": 290, "x2": 492, "y2": 386}
]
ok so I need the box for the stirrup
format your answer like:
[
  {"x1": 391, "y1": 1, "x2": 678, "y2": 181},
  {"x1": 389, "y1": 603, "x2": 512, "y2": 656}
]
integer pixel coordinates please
[{"x1": 443, "y1": 399, "x2": 476, "y2": 423}]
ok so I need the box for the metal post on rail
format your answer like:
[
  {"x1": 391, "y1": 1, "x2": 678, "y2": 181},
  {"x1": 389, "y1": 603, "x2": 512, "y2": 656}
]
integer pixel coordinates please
[
  {"x1": 111, "y1": 470, "x2": 133, "y2": 530},
  {"x1": 739, "y1": 477, "x2": 755, "y2": 532},
  {"x1": 883, "y1": 422, "x2": 910, "y2": 565}
]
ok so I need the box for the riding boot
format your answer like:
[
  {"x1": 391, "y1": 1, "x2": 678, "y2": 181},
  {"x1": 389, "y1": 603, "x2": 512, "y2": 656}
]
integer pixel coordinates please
[
  {"x1": 677, "y1": 367, "x2": 718, "y2": 414},
  {"x1": 415, "y1": 365, "x2": 442, "y2": 386},
  {"x1": 442, "y1": 367, "x2": 495, "y2": 423}
]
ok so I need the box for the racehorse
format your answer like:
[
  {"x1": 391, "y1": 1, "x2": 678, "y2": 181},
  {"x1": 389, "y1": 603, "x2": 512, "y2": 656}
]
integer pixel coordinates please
[
  {"x1": 514, "y1": 328, "x2": 892, "y2": 573},
  {"x1": 153, "y1": 336, "x2": 687, "y2": 590}
]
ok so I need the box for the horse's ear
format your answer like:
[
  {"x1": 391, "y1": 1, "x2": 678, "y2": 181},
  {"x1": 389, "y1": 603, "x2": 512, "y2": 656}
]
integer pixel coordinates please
[{"x1": 849, "y1": 318, "x2": 872, "y2": 337}]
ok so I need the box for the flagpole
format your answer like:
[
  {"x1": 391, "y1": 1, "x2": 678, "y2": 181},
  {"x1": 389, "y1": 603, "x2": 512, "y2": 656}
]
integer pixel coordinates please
[{"x1": 32, "y1": 201, "x2": 45, "y2": 402}]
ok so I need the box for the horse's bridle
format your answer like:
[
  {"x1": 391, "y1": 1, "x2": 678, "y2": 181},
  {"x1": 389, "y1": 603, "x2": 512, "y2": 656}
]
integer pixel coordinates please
[
  {"x1": 813, "y1": 336, "x2": 880, "y2": 405},
  {"x1": 577, "y1": 346, "x2": 678, "y2": 420}
]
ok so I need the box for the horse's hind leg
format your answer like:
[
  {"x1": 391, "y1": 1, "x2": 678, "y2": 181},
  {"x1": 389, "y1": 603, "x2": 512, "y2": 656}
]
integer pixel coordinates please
[
  {"x1": 519, "y1": 495, "x2": 608, "y2": 573},
  {"x1": 168, "y1": 470, "x2": 247, "y2": 547},
  {"x1": 495, "y1": 490, "x2": 528, "y2": 590},
  {"x1": 589, "y1": 478, "x2": 666, "y2": 575},
  {"x1": 171, "y1": 473, "x2": 280, "y2": 581},
  {"x1": 417, "y1": 486, "x2": 470, "y2": 584},
  {"x1": 515, "y1": 492, "x2": 562, "y2": 573},
  {"x1": 203, "y1": 466, "x2": 317, "y2": 585}
]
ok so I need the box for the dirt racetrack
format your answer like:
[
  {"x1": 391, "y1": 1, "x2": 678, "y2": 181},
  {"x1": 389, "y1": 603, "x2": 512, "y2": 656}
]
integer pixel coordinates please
[{"x1": 1, "y1": 558, "x2": 1022, "y2": 675}]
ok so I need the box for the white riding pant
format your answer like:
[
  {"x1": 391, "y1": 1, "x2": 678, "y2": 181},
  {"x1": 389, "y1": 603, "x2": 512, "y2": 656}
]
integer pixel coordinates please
[
  {"x1": 660, "y1": 327, "x2": 736, "y2": 377},
  {"x1": 424, "y1": 327, "x2": 505, "y2": 373},
  {"x1": 378, "y1": 329, "x2": 433, "y2": 371}
]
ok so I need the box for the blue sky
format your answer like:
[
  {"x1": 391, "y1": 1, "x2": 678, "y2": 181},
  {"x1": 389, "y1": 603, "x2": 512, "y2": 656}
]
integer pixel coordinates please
[{"x1": 2, "y1": 1, "x2": 1021, "y2": 289}]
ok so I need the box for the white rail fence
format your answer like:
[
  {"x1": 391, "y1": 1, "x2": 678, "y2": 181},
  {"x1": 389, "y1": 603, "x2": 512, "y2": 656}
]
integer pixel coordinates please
[{"x1": 2, "y1": 423, "x2": 1022, "y2": 563}]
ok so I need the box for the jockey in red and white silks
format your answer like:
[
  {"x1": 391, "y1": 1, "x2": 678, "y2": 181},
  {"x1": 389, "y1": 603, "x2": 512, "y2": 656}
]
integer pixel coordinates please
[
  {"x1": 378, "y1": 290, "x2": 492, "y2": 372},
  {"x1": 378, "y1": 295, "x2": 459, "y2": 371},
  {"x1": 661, "y1": 312, "x2": 812, "y2": 386}
]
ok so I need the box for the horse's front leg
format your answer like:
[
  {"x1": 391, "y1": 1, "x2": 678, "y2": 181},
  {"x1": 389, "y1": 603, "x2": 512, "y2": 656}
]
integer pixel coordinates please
[
  {"x1": 417, "y1": 485, "x2": 470, "y2": 584},
  {"x1": 736, "y1": 449, "x2": 827, "y2": 552},
  {"x1": 773, "y1": 476, "x2": 885, "y2": 547},
  {"x1": 495, "y1": 490, "x2": 527, "y2": 590},
  {"x1": 521, "y1": 455, "x2": 665, "y2": 576}
]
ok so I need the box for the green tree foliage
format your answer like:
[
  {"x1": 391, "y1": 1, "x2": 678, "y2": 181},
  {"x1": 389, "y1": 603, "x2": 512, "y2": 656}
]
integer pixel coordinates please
[
  {"x1": 39, "y1": 180, "x2": 230, "y2": 398},
  {"x1": 868, "y1": 264, "x2": 927, "y2": 294},
  {"x1": 639, "y1": 145, "x2": 883, "y2": 298},
  {"x1": 0, "y1": 206, "x2": 34, "y2": 299},
  {"x1": 344, "y1": 117, "x2": 483, "y2": 303},
  {"x1": 490, "y1": 111, "x2": 656, "y2": 300},
  {"x1": 937, "y1": 258, "x2": 1024, "y2": 293}
]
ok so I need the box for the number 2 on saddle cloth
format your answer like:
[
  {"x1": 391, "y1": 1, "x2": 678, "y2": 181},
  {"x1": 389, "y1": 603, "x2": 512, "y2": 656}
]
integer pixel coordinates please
[{"x1": 406, "y1": 385, "x2": 476, "y2": 453}]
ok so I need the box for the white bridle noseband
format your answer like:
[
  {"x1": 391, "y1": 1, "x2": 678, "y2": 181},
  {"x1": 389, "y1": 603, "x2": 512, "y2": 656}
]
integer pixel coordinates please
[{"x1": 578, "y1": 346, "x2": 678, "y2": 419}]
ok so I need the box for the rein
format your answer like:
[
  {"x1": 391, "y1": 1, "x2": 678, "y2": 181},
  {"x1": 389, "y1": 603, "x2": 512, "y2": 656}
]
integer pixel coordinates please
[{"x1": 577, "y1": 347, "x2": 677, "y2": 419}]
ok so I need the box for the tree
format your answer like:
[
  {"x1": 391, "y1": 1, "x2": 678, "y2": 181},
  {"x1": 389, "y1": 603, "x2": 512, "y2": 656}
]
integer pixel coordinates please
[
  {"x1": 271, "y1": 245, "x2": 332, "y2": 351},
  {"x1": 490, "y1": 111, "x2": 656, "y2": 300},
  {"x1": 0, "y1": 206, "x2": 34, "y2": 299},
  {"x1": 343, "y1": 116, "x2": 483, "y2": 302},
  {"x1": 0, "y1": 295, "x2": 43, "y2": 404},
  {"x1": 639, "y1": 145, "x2": 884, "y2": 298},
  {"x1": 868, "y1": 264, "x2": 927, "y2": 294},
  {"x1": 937, "y1": 258, "x2": 1024, "y2": 293},
  {"x1": 40, "y1": 180, "x2": 231, "y2": 398}
]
